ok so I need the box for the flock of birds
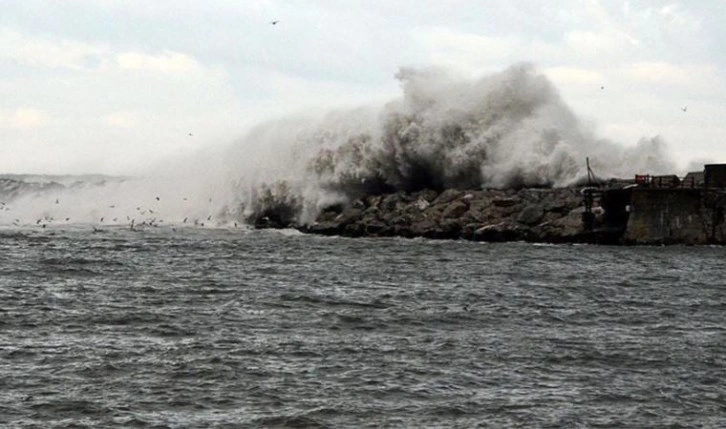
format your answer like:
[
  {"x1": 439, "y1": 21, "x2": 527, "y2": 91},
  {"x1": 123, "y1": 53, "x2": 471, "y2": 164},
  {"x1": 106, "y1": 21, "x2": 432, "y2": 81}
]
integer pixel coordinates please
[{"x1": 0, "y1": 195, "x2": 240, "y2": 232}]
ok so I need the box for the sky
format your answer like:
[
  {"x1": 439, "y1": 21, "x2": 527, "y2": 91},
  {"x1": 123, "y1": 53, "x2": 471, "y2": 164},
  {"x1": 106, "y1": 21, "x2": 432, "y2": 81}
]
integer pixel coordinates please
[{"x1": 1, "y1": 0, "x2": 725, "y2": 175}]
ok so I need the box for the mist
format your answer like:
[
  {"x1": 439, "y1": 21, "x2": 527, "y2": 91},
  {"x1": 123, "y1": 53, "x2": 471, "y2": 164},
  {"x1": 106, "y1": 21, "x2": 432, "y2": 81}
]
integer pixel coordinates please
[
  {"x1": 1, "y1": 63, "x2": 677, "y2": 227},
  {"x1": 222, "y1": 63, "x2": 675, "y2": 224}
]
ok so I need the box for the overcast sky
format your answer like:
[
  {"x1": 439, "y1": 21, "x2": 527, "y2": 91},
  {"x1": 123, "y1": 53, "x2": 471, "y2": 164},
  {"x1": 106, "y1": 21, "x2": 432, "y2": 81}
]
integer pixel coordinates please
[{"x1": 1, "y1": 0, "x2": 724, "y2": 174}]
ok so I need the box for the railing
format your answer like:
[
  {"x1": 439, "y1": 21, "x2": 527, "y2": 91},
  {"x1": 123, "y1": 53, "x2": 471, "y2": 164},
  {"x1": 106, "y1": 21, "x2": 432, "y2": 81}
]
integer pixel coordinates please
[{"x1": 634, "y1": 174, "x2": 703, "y2": 189}]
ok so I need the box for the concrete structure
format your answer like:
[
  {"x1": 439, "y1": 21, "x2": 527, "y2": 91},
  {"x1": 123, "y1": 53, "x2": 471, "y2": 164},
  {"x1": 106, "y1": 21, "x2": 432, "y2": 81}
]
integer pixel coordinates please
[
  {"x1": 594, "y1": 164, "x2": 726, "y2": 244},
  {"x1": 704, "y1": 164, "x2": 726, "y2": 188},
  {"x1": 681, "y1": 171, "x2": 705, "y2": 188},
  {"x1": 623, "y1": 189, "x2": 711, "y2": 244}
]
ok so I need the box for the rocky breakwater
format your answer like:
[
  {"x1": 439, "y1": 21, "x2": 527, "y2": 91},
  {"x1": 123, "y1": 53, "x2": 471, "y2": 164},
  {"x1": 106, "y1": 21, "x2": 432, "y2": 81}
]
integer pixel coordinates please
[{"x1": 296, "y1": 187, "x2": 590, "y2": 243}]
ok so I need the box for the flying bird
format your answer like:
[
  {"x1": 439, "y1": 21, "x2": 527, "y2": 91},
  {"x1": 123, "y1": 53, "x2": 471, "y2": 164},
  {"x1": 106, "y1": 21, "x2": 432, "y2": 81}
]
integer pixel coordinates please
[
  {"x1": 600, "y1": 86, "x2": 604, "y2": 90},
  {"x1": 681, "y1": 106, "x2": 688, "y2": 112},
  {"x1": 270, "y1": 20, "x2": 279, "y2": 25}
]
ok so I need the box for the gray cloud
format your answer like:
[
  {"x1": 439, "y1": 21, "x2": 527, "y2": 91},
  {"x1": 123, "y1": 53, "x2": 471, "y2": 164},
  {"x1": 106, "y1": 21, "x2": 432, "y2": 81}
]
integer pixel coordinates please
[{"x1": 1, "y1": 0, "x2": 725, "y2": 173}]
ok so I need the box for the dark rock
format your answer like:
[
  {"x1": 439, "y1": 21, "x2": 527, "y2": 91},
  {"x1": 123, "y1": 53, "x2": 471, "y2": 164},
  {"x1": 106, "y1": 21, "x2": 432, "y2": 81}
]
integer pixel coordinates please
[
  {"x1": 492, "y1": 197, "x2": 520, "y2": 207},
  {"x1": 414, "y1": 189, "x2": 440, "y2": 202},
  {"x1": 432, "y1": 189, "x2": 464, "y2": 206},
  {"x1": 441, "y1": 200, "x2": 469, "y2": 219},
  {"x1": 303, "y1": 221, "x2": 342, "y2": 236},
  {"x1": 296, "y1": 186, "x2": 591, "y2": 244},
  {"x1": 365, "y1": 195, "x2": 383, "y2": 208},
  {"x1": 410, "y1": 219, "x2": 439, "y2": 236},
  {"x1": 351, "y1": 199, "x2": 366, "y2": 210},
  {"x1": 517, "y1": 204, "x2": 545, "y2": 225},
  {"x1": 363, "y1": 219, "x2": 390, "y2": 235},
  {"x1": 543, "y1": 191, "x2": 580, "y2": 214},
  {"x1": 381, "y1": 193, "x2": 405, "y2": 211},
  {"x1": 335, "y1": 207, "x2": 363, "y2": 225},
  {"x1": 531, "y1": 208, "x2": 586, "y2": 242}
]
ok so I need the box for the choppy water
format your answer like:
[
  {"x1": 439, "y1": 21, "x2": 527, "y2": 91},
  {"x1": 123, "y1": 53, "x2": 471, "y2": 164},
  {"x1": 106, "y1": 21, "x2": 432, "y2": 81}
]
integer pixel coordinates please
[{"x1": 1, "y1": 227, "x2": 724, "y2": 428}]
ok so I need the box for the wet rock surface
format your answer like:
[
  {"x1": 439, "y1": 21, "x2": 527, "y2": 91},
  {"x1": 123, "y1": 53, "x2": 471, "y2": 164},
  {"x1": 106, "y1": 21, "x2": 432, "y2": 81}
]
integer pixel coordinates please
[{"x1": 297, "y1": 187, "x2": 592, "y2": 243}]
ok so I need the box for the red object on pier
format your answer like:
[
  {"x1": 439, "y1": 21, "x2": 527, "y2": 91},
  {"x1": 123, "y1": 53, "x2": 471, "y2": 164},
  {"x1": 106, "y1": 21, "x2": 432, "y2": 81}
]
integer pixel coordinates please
[{"x1": 635, "y1": 174, "x2": 650, "y2": 185}]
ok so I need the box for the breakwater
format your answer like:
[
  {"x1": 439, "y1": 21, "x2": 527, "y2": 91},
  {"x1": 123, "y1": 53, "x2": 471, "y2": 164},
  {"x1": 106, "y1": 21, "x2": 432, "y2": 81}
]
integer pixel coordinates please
[
  {"x1": 272, "y1": 187, "x2": 595, "y2": 243},
  {"x1": 254, "y1": 183, "x2": 726, "y2": 245}
]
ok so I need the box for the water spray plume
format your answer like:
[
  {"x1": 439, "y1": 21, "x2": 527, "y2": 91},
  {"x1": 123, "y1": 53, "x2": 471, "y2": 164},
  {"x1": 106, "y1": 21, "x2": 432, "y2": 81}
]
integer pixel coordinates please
[{"x1": 1, "y1": 63, "x2": 675, "y2": 227}]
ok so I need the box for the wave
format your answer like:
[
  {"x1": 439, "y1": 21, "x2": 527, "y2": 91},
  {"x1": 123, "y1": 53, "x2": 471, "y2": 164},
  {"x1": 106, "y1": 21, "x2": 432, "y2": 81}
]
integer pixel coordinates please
[
  {"x1": 1, "y1": 63, "x2": 675, "y2": 227},
  {"x1": 225, "y1": 63, "x2": 674, "y2": 224}
]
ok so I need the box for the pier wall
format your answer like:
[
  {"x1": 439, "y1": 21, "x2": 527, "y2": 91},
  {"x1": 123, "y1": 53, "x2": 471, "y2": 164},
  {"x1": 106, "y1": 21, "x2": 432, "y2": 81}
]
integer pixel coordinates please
[{"x1": 623, "y1": 188, "x2": 726, "y2": 244}]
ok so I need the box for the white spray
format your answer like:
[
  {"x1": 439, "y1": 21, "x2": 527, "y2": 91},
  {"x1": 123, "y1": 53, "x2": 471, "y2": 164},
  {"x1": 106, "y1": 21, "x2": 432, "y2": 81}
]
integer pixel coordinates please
[{"x1": 0, "y1": 63, "x2": 675, "y2": 227}]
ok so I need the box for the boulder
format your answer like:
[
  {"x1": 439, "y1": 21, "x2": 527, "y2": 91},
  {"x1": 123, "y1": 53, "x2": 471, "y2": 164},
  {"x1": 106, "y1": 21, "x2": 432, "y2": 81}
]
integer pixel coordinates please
[
  {"x1": 409, "y1": 219, "x2": 439, "y2": 236},
  {"x1": 532, "y1": 208, "x2": 586, "y2": 242},
  {"x1": 516, "y1": 204, "x2": 545, "y2": 225},
  {"x1": 441, "y1": 200, "x2": 469, "y2": 219},
  {"x1": 335, "y1": 207, "x2": 364, "y2": 225},
  {"x1": 492, "y1": 197, "x2": 520, "y2": 207},
  {"x1": 414, "y1": 189, "x2": 440, "y2": 203},
  {"x1": 299, "y1": 186, "x2": 590, "y2": 244},
  {"x1": 432, "y1": 189, "x2": 464, "y2": 206}
]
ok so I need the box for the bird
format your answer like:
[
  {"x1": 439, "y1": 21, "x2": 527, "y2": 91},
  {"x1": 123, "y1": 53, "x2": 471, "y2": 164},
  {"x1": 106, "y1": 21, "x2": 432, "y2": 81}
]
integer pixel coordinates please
[
  {"x1": 183, "y1": 217, "x2": 188, "y2": 223},
  {"x1": 156, "y1": 196, "x2": 160, "y2": 201},
  {"x1": 55, "y1": 198, "x2": 59, "y2": 204},
  {"x1": 600, "y1": 86, "x2": 604, "y2": 90},
  {"x1": 270, "y1": 20, "x2": 279, "y2": 25},
  {"x1": 681, "y1": 106, "x2": 688, "y2": 112},
  {"x1": 188, "y1": 133, "x2": 193, "y2": 137}
]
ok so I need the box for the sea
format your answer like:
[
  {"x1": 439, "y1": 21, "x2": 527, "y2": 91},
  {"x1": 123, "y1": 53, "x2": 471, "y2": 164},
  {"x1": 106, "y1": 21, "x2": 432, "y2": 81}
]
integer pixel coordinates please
[{"x1": 1, "y1": 226, "x2": 724, "y2": 428}]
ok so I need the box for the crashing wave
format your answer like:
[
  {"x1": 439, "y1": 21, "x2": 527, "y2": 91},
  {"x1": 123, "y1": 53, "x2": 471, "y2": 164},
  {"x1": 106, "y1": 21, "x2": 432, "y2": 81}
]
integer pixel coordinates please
[
  {"x1": 229, "y1": 63, "x2": 673, "y2": 224},
  {"x1": 1, "y1": 64, "x2": 675, "y2": 227}
]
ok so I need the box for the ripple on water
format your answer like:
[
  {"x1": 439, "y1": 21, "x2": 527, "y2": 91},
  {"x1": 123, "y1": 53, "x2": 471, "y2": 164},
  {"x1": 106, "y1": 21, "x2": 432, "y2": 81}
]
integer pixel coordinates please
[{"x1": 1, "y1": 230, "x2": 725, "y2": 427}]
